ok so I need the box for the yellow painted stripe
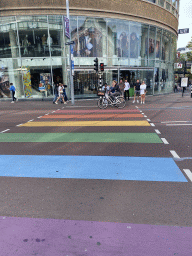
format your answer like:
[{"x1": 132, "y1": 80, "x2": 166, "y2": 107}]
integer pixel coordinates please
[{"x1": 20, "y1": 121, "x2": 150, "y2": 127}]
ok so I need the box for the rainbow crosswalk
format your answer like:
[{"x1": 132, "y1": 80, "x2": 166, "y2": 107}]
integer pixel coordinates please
[{"x1": 0, "y1": 107, "x2": 187, "y2": 182}]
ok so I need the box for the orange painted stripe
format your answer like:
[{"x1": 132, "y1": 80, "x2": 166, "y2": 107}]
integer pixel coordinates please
[{"x1": 41, "y1": 114, "x2": 144, "y2": 119}]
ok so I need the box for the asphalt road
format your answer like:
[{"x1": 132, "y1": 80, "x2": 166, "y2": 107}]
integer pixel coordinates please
[{"x1": 0, "y1": 91, "x2": 192, "y2": 256}]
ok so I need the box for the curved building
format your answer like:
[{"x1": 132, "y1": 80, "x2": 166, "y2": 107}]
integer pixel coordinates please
[{"x1": 0, "y1": 0, "x2": 179, "y2": 99}]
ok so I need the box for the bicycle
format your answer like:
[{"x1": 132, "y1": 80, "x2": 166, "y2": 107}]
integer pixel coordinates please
[{"x1": 97, "y1": 91, "x2": 126, "y2": 109}]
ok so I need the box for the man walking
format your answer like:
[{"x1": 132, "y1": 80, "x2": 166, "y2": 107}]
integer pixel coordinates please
[
  {"x1": 133, "y1": 79, "x2": 141, "y2": 103},
  {"x1": 124, "y1": 79, "x2": 130, "y2": 100},
  {"x1": 9, "y1": 83, "x2": 17, "y2": 103}
]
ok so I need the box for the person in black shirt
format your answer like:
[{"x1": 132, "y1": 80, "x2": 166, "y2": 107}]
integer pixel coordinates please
[{"x1": 133, "y1": 79, "x2": 141, "y2": 103}]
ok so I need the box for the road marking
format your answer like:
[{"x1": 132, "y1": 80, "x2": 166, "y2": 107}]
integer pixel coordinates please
[
  {"x1": 0, "y1": 155, "x2": 187, "y2": 182},
  {"x1": 161, "y1": 138, "x2": 169, "y2": 144},
  {"x1": 141, "y1": 113, "x2": 144, "y2": 115},
  {"x1": 144, "y1": 115, "x2": 147, "y2": 117},
  {"x1": 147, "y1": 119, "x2": 151, "y2": 121},
  {"x1": 140, "y1": 111, "x2": 142, "y2": 112},
  {"x1": 52, "y1": 111, "x2": 56, "y2": 113},
  {"x1": 20, "y1": 121, "x2": 151, "y2": 127},
  {"x1": 0, "y1": 133, "x2": 163, "y2": 143},
  {"x1": 45, "y1": 114, "x2": 49, "y2": 115},
  {"x1": 57, "y1": 109, "x2": 140, "y2": 113},
  {"x1": 155, "y1": 129, "x2": 161, "y2": 134},
  {"x1": 135, "y1": 106, "x2": 138, "y2": 108},
  {"x1": 166, "y1": 124, "x2": 192, "y2": 126},
  {"x1": 170, "y1": 150, "x2": 180, "y2": 159},
  {"x1": 0, "y1": 129, "x2": 10, "y2": 133},
  {"x1": 150, "y1": 123, "x2": 155, "y2": 126},
  {"x1": 28, "y1": 119, "x2": 34, "y2": 122},
  {"x1": 161, "y1": 121, "x2": 192, "y2": 123},
  {"x1": 41, "y1": 114, "x2": 144, "y2": 119},
  {"x1": 16, "y1": 124, "x2": 23, "y2": 127},
  {"x1": 37, "y1": 116, "x2": 42, "y2": 119},
  {"x1": 183, "y1": 169, "x2": 192, "y2": 182}
]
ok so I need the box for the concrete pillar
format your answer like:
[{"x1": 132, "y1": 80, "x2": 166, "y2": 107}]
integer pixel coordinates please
[{"x1": 9, "y1": 29, "x2": 24, "y2": 97}]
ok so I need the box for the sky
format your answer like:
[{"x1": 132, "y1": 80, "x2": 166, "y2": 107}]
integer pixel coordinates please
[{"x1": 177, "y1": 0, "x2": 192, "y2": 49}]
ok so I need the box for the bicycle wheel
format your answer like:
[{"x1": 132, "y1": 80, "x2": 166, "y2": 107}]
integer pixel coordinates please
[
  {"x1": 97, "y1": 97, "x2": 108, "y2": 109},
  {"x1": 116, "y1": 96, "x2": 126, "y2": 108}
]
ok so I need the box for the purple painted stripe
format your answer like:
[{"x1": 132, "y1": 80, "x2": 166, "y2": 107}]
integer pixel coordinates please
[
  {"x1": 56, "y1": 109, "x2": 139, "y2": 114},
  {"x1": 1, "y1": 216, "x2": 192, "y2": 256}
]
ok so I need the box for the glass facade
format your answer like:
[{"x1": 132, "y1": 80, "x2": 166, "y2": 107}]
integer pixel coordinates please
[{"x1": 0, "y1": 15, "x2": 177, "y2": 99}]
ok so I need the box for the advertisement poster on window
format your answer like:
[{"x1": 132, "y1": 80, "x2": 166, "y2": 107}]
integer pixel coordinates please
[
  {"x1": 130, "y1": 32, "x2": 139, "y2": 58},
  {"x1": 117, "y1": 31, "x2": 129, "y2": 57},
  {"x1": 23, "y1": 66, "x2": 32, "y2": 98},
  {"x1": 156, "y1": 41, "x2": 160, "y2": 58},
  {"x1": 72, "y1": 26, "x2": 102, "y2": 57},
  {"x1": 0, "y1": 67, "x2": 10, "y2": 98},
  {"x1": 40, "y1": 73, "x2": 52, "y2": 95}
]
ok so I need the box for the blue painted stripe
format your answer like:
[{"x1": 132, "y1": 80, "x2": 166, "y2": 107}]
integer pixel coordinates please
[{"x1": 0, "y1": 155, "x2": 187, "y2": 182}]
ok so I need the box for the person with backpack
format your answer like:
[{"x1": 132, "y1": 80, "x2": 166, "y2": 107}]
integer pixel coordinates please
[{"x1": 9, "y1": 83, "x2": 17, "y2": 103}]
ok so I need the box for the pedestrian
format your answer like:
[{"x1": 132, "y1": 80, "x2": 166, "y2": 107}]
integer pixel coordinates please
[
  {"x1": 133, "y1": 79, "x2": 141, "y2": 103},
  {"x1": 9, "y1": 83, "x2": 17, "y2": 103},
  {"x1": 102, "y1": 83, "x2": 110, "y2": 94},
  {"x1": 53, "y1": 83, "x2": 59, "y2": 104},
  {"x1": 55, "y1": 83, "x2": 66, "y2": 104},
  {"x1": 124, "y1": 79, "x2": 130, "y2": 100},
  {"x1": 109, "y1": 80, "x2": 121, "y2": 101},
  {"x1": 118, "y1": 79, "x2": 124, "y2": 96},
  {"x1": 63, "y1": 85, "x2": 69, "y2": 102},
  {"x1": 140, "y1": 81, "x2": 147, "y2": 104}
]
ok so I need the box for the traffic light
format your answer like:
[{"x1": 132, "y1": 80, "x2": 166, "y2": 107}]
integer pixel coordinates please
[
  {"x1": 100, "y1": 63, "x2": 104, "y2": 72},
  {"x1": 94, "y1": 58, "x2": 98, "y2": 72}
]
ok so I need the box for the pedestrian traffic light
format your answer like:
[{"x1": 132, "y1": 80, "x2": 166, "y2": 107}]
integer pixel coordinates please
[
  {"x1": 94, "y1": 58, "x2": 98, "y2": 72},
  {"x1": 100, "y1": 63, "x2": 104, "y2": 72}
]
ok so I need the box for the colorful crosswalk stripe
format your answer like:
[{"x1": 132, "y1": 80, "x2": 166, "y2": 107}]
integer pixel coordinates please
[
  {"x1": 1, "y1": 217, "x2": 191, "y2": 256},
  {"x1": 20, "y1": 121, "x2": 150, "y2": 127},
  {"x1": 41, "y1": 114, "x2": 144, "y2": 119},
  {"x1": 0, "y1": 133, "x2": 163, "y2": 143},
  {"x1": 56, "y1": 109, "x2": 140, "y2": 113},
  {"x1": 0, "y1": 155, "x2": 187, "y2": 182}
]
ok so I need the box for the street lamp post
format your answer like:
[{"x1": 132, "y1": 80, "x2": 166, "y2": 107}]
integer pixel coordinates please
[{"x1": 66, "y1": 0, "x2": 75, "y2": 105}]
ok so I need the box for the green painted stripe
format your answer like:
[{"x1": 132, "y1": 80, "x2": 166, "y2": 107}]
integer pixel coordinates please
[{"x1": 0, "y1": 133, "x2": 163, "y2": 143}]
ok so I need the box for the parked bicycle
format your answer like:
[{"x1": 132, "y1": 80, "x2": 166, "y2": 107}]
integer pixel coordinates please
[{"x1": 97, "y1": 90, "x2": 126, "y2": 109}]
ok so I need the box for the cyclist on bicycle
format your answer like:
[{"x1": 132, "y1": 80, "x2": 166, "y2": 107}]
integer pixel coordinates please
[{"x1": 109, "y1": 80, "x2": 121, "y2": 101}]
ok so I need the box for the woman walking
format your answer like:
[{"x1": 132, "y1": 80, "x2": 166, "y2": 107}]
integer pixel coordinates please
[{"x1": 140, "y1": 81, "x2": 147, "y2": 104}]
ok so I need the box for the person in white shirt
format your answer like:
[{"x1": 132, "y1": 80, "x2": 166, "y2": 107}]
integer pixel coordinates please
[
  {"x1": 102, "y1": 83, "x2": 110, "y2": 94},
  {"x1": 55, "y1": 83, "x2": 66, "y2": 104},
  {"x1": 124, "y1": 80, "x2": 130, "y2": 100},
  {"x1": 140, "y1": 81, "x2": 147, "y2": 104}
]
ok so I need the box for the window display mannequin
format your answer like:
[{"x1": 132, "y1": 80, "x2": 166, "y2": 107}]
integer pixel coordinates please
[
  {"x1": 47, "y1": 35, "x2": 53, "y2": 53},
  {"x1": 23, "y1": 35, "x2": 29, "y2": 55},
  {"x1": 41, "y1": 34, "x2": 47, "y2": 54}
]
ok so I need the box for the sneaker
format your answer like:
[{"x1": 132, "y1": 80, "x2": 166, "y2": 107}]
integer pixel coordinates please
[
  {"x1": 55, "y1": 102, "x2": 58, "y2": 104},
  {"x1": 132, "y1": 100, "x2": 135, "y2": 103},
  {"x1": 143, "y1": 102, "x2": 145, "y2": 104},
  {"x1": 141, "y1": 102, "x2": 142, "y2": 104},
  {"x1": 137, "y1": 100, "x2": 139, "y2": 103},
  {"x1": 64, "y1": 102, "x2": 67, "y2": 104},
  {"x1": 53, "y1": 102, "x2": 55, "y2": 104},
  {"x1": 11, "y1": 101, "x2": 14, "y2": 103}
]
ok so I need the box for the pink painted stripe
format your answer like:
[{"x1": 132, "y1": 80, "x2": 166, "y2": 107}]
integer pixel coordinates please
[
  {"x1": 56, "y1": 109, "x2": 140, "y2": 114},
  {"x1": 1, "y1": 216, "x2": 192, "y2": 256}
]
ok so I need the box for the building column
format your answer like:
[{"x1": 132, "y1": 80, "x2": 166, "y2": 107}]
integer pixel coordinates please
[{"x1": 9, "y1": 29, "x2": 24, "y2": 97}]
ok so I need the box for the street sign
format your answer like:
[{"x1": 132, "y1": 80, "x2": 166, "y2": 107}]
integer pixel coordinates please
[
  {"x1": 64, "y1": 17, "x2": 70, "y2": 39},
  {"x1": 65, "y1": 41, "x2": 75, "y2": 45},
  {"x1": 181, "y1": 77, "x2": 188, "y2": 87},
  {"x1": 174, "y1": 63, "x2": 183, "y2": 69},
  {"x1": 71, "y1": 45, "x2": 74, "y2": 76},
  {"x1": 178, "y1": 28, "x2": 189, "y2": 34}
]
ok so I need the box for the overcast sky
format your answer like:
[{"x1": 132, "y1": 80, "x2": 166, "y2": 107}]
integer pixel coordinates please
[{"x1": 177, "y1": 0, "x2": 192, "y2": 49}]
